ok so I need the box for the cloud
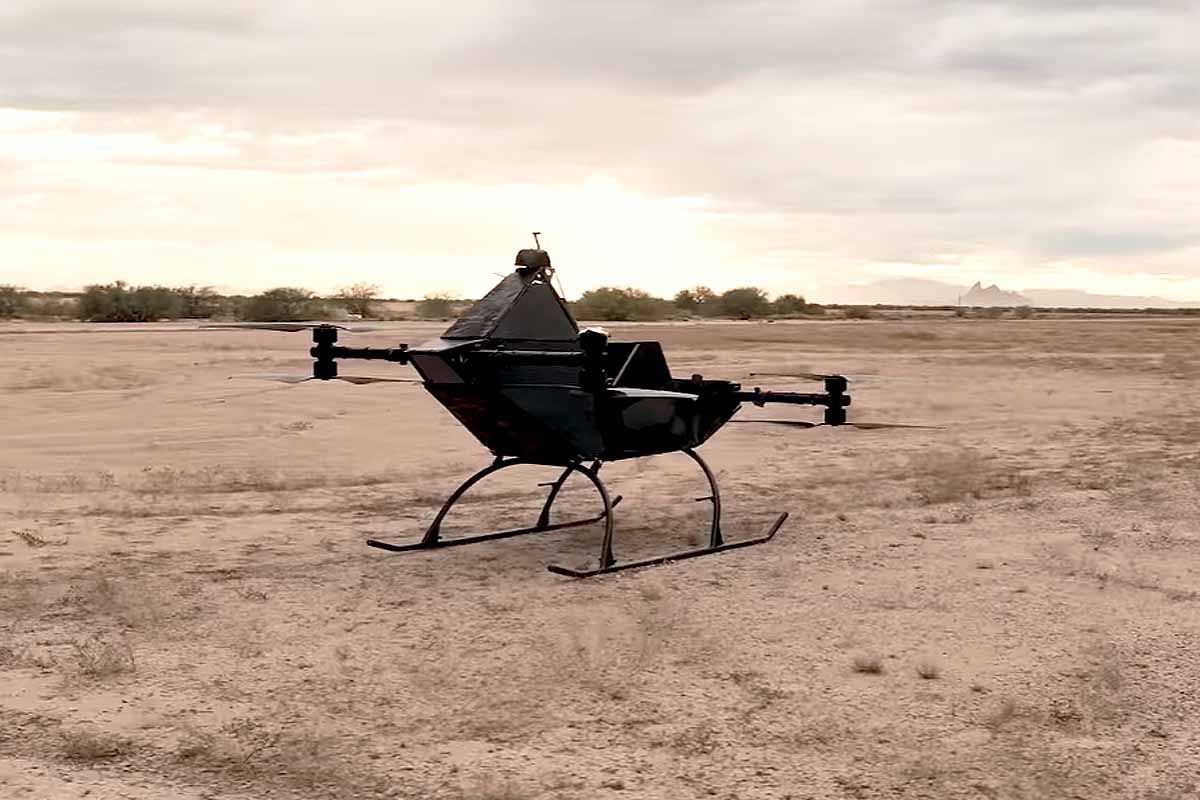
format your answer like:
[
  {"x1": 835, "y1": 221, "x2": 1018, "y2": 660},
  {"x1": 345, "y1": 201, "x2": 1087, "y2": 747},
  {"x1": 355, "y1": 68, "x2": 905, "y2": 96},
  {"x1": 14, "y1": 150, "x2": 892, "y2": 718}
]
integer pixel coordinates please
[{"x1": 1, "y1": 0, "x2": 1198, "y2": 298}]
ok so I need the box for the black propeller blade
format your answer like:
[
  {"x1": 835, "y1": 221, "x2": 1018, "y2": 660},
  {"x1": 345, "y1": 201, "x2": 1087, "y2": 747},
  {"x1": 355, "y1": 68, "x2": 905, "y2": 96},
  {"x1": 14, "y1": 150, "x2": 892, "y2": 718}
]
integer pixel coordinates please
[
  {"x1": 201, "y1": 322, "x2": 380, "y2": 333},
  {"x1": 732, "y1": 419, "x2": 941, "y2": 431},
  {"x1": 231, "y1": 373, "x2": 419, "y2": 385},
  {"x1": 842, "y1": 421, "x2": 942, "y2": 430},
  {"x1": 749, "y1": 371, "x2": 844, "y2": 382},
  {"x1": 731, "y1": 419, "x2": 819, "y2": 429}
]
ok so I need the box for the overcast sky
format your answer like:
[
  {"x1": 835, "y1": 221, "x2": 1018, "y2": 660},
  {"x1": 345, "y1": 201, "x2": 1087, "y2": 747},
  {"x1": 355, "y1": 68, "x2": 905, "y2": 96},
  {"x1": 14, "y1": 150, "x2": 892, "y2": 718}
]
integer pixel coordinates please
[{"x1": 2, "y1": 0, "x2": 1199, "y2": 301}]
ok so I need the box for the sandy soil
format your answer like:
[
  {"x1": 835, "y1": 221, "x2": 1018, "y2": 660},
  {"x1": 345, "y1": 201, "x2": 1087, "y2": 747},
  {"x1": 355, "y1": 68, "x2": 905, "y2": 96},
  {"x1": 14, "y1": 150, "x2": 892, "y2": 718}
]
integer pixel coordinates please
[{"x1": 2, "y1": 317, "x2": 1199, "y2": 800}]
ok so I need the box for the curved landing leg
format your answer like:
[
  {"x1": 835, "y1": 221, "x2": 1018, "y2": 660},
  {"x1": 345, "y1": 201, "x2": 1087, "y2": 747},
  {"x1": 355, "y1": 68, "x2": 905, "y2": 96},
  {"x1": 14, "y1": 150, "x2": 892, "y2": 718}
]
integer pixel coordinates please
[
  {"x1": 365, "y1": 458, "x2": 620, "y2": 553},
  {"x1": 547, "y1": 448, "x2": 788, "y2": 578}
]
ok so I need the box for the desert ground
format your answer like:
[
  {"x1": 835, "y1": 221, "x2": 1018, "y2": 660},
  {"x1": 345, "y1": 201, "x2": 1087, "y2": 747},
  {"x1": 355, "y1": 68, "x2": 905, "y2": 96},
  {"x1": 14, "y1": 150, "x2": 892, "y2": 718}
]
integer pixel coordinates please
[{"x1": 2, "y1": 316, "x2": 1199, "y2": 800}]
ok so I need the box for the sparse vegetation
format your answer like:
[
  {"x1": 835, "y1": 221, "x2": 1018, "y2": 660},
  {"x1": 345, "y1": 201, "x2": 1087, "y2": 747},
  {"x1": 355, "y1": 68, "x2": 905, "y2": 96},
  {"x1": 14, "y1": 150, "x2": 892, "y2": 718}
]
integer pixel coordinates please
[
  {"x1": 717, "y1": 287, "x2": 771, "y2": 319},
  {"x1": 771, "y1": 293, "x2": 807, "y2": 315},
  {"x1": 0, "y1": 285, "x2": 27, "y2": 318},
  {"x1": 79, "y1": 282, "x2": 182, "y2": 322},
  {"x1": 239, "y1": 287, "x2": 325, "y2": 322},
  {"x1": 176, "y1": 718, "x2": 386, "y2": 794},
  {"x1": 334, "y1": 282, "x2": 380, "y2": 318},
  {"x1": 910, "y1": 447, "x2": 993, "y2": 505},
  {"x1": 416, "y1": 293, "x2": 455, "y2": 319},
  {"x1": 852, "y1": 654, "x2": 885, "y2": 674},
  {"x1": 843, "y1": 306, "x2": 874, "y2": 320},
  {"x1": 70, "y1": 633, "x2": 136, "y2": 678},
  {"x1": 915, "y1": 659, "x2": 942, "y2": 680},
  {"x1": 59, "y1": 727, "x2": 133, "y2": 761},
  {"x1": 571, "y1": 286, "x2": 674, "y2": 321}
]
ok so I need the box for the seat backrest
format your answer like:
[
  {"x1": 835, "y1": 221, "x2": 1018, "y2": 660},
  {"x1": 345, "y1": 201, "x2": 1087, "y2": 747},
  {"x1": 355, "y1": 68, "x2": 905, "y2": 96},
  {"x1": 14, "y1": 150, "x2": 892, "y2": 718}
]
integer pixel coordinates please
[{"x1": 605, "y1": 342, "x2": 672, "y2": 389}]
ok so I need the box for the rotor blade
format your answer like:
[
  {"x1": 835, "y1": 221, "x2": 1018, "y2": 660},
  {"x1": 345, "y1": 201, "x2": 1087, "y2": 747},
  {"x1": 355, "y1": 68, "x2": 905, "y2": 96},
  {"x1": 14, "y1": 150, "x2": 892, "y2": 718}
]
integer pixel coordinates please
[
  {"x1": 749, "y1": 371, "x2": 844, "y2": 382},
  {"x1": 201, "y1": 322, "x2": 379, "y2": 333},
  {"x1": 729, "y1": 419, "x2": 819, "y2": 429},
  {"x1": 333, "y1": 375, "x2": 420, "y2": 385},
  {"x1": 229, "y1": 373, "x2": 418, "y2": 385},
  {"x1": 842, "y1": 421, "x2": 943, "y2": 430},
  {"x1": 232, "y1": 372, "x2": 315, "y2": 384}
]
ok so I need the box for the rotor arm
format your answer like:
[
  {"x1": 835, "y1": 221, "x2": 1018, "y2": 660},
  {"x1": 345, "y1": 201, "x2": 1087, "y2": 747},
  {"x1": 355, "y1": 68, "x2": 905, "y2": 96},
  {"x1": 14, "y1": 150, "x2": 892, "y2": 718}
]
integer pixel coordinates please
[
  {"x1": 734, "y1": 375, "x2": 852, "y2": 425},
  {"x1": 305, "y1": 324, "x2": 412, "y2": 379},
  {"x1": 310, "y1": 344, "x2": 411, "y2": 364}
]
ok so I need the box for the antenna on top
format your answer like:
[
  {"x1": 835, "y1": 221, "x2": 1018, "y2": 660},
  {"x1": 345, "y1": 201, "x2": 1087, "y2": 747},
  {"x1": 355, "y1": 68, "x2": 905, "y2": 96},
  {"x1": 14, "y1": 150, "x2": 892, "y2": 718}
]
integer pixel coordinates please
[{"x1": 532, "y1": 231, "x2": 542, "y2": 249}]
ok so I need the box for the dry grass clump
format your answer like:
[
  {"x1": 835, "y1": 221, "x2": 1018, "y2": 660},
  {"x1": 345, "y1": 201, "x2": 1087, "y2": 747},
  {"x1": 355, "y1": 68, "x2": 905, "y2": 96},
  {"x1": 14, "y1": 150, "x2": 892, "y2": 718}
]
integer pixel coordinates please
[
  {"x1": 0, "y1": 470, "x2": 116, "y2": 493},
  {"x1": 915, "y1": 659, "x2": 942, "y2": 680},
  {"x1": 455, "y1": 775, "x2": 532, "y2": 800},
  {"x1": 549, "y1": 590, "x2": 689, "y2": 700},
  {"x1": 0, "y1": 571, "x2": 45, "y2": 614},
  {"x1": 70, "y1": 633, "x2": 136, "y2": 678},
  {"x1": 12, "y1": 529, "x2": 66, "y2": 548},
  {"x1": 910, "y1": 448, "x2": 1032, "y2": 505},
  {"x1": 59, "y1": 727, "x2": 133, "y2": 761},
  {"x1": 852, "y1": 654, "x2": 885, "y2": 674},
  {"x1": 61, "y1": 573, "x2": 177, "y2": 629},
  {"x1": 176, "y1": 718, "x2": 385, "y2": 794},
  {"x1": 9, "y1": 365, "x2": 156, "y2": 393}
]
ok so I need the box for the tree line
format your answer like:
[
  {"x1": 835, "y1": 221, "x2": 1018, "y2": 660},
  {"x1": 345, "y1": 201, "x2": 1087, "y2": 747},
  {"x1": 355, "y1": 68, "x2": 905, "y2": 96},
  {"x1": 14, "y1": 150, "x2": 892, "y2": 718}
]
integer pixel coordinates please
[
  {"x1": 571, "y1": 286, "x2": 818, "y2": 321},
  {"x1": 0, "y1": 281, "x2": 819, "y2": 322},
  {"x1": 0, "y1": 282, "x2": 457, "y2": 322}
]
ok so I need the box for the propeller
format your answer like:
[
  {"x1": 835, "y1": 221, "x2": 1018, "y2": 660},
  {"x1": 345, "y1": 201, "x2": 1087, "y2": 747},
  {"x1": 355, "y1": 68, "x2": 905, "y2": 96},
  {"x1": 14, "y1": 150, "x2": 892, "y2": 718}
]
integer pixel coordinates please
[
  {"x1": 231, "y1": 373, "x2": 419, "y2": 385},
  {"x1": 749, "y1": 371, "x2": 844, "y2": 382},
  {"x1": 731, "y1": 419, "x2": 941, "y2": 431},
  {"x1": 201, "y1": 322, "x2": 380, "y2": 333}
]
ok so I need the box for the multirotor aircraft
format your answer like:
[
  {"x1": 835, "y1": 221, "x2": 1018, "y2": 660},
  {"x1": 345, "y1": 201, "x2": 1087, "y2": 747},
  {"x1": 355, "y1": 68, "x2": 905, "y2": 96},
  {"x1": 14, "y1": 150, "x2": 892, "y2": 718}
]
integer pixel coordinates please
[{"x1": 209, "y1": 240, "x2": 933, "y2": 577}]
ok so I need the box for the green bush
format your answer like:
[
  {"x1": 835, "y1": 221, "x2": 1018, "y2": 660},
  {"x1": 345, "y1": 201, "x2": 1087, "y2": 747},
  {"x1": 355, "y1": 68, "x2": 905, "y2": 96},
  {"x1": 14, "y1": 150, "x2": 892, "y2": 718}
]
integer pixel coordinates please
[
  {"x1": 334, "y1": 283, "x2": 379, "y2": 318},
  {"x1": 718, "y1": 287, "x2": 771, "y2": 319},
  {"x1": 79, "y1": 282, "x2": 183, "y2": 322},
  {"x1": 571, "y1": 287, "x2": 673, "y2": 321},
  {"x1": 0, "y1": 286, "x2": 27, "y2": 318},
  {"x1": 174, "y1": 286, "x2": 226, "y2": 319},
  {"x1": 239, "y1": 288, "x2": 324, "y2": 322},
  {"x1": 416, "y1": 294, "x2": 454, "y2": 319},
  {"x1": 771, "y1": 293, "x2": 807, "y2": 316}
]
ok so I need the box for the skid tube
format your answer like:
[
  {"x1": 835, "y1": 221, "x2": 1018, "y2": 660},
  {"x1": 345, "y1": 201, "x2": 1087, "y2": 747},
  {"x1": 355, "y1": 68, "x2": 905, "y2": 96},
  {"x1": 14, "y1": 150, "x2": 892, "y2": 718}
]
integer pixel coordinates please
[
  {"x1": 366, "y1": 449, "x2": 788, "y2": 578},
  {"x1": 365, "y1": 457, "x2": 621, "y2": 553},
  {"x1": 546, "y1": 448, "x2": 788, "y2": 578}
]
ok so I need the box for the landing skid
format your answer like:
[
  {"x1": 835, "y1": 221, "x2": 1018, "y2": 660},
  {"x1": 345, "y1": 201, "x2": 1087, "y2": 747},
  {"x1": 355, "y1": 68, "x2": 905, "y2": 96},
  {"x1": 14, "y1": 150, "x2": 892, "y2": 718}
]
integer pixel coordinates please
[{"x1": 364, "y1": 449, "x2": 787, "y2": 577}]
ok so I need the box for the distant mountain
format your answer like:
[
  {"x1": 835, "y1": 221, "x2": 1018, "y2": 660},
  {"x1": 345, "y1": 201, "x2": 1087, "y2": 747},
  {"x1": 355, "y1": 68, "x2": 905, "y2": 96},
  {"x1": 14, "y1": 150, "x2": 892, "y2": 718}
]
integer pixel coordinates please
[
  {"x1": 818, "y1": 278, "x2": 963, "y2": 306},
  {"x1": 961, "y1": 282, "x2": 1031, "y2": 307},
  {"x1": 1022, "y1": 288, "x2": 1200, "y2": 309},
  {"x1": 816, "y1": 277, "x2": 1199, "y2": 309}
]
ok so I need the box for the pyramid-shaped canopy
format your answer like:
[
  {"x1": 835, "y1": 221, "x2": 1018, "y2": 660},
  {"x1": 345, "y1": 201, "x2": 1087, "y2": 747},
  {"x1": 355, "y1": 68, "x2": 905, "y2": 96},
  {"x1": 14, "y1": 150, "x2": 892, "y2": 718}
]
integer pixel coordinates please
[{"x1": 442, "y1": 256, "x2": 579, "y2": 342}]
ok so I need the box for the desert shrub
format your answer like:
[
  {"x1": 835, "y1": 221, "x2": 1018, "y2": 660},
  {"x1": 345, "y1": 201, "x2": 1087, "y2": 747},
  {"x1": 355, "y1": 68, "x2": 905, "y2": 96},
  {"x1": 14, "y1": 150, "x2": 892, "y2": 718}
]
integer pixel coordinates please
[
  {"x1": 334, "y1": 283, "x2": 379, "y2": 318},
  {"x1": 572, "y1": 287, "x2": 673, "y2": 321},
  {"x1": 771, "y1": 293, "x2": 807, "y2": 316},
  {"x1": 239, "y1": 288, "x2": 324, "y2": 322},
  {"x1": 974, "y1": 307, "x2": 1005, "y2": 319},
  {"x1": 60, "y1": 727, "x2": 132, "y2": 761},
  {"x1": 911, "y1": 448, "x2": 994, "y2": 505},
  {"x1": 79, "y1": 282, "x2": 183, "y2": 322},
  {"x1": 843, "y1": 306, "x2": 873, "y2": 320},
  {"x1": 0, "y1": 285, "x2": 27, "y2": 318},
  {"x1": 717, "y1": 287, "x2": 771, "y2": 319},
  {"x1": 173, "y1": 285, "x2": 226, "y2": 318},
  {"x1": 1013, "y1": 305, "x2": 1035, "y2": 319},
  {"x1": 803, "y1": 303, "x2": 826, "y2": 316},
  {"x1": 673, "y1": 289, "x2": 699, "y2": 314},
  {"x1": 25, "y1": 295, "x2": 77, "y2": 318},
  {"x1": 71, "y1": 633, "x2": 136, "y2": 678},
  {"x1": 416, "y1": 293, "x2": 454, "y2": 319}
]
